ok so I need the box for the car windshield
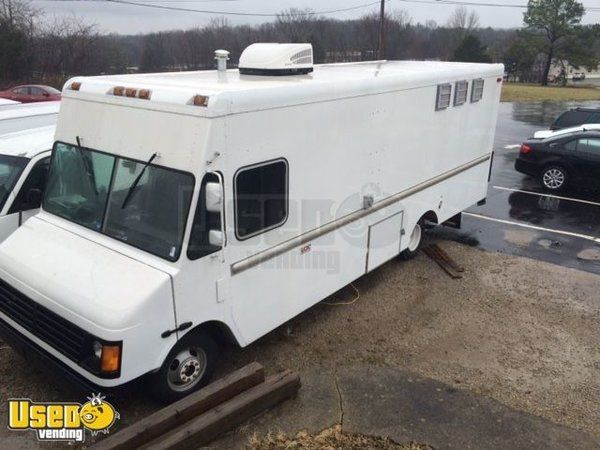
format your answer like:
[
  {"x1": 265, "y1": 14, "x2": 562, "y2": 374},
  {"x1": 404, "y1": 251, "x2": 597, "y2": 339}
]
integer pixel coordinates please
[
  {"x1": 0, "y1": 155, "x2": 28, "y2": 211},
  {"x1": 43, "y1": 142, "x2": 195, "y2": 261}
]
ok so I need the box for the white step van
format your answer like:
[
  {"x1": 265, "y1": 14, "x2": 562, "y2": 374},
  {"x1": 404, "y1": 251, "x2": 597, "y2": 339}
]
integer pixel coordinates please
[
  {"x1": 0, "y1": 44, "x2": 503, "y2": 401},
  {"x1": 0, "y1": 126, "x2": 54, "y2": 242}
]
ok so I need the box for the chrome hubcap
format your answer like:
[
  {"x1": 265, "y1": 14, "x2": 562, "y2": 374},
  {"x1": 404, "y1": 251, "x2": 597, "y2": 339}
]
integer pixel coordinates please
[
  {"x1": 167, "y1": 347, "x2": 207, "y2": 392},
  {"x1": 408, "y1": 224, "x2": 422, "y2": 252},
  {"x1": 542, "y1": 169, "x2": 565, "y2": 189}
]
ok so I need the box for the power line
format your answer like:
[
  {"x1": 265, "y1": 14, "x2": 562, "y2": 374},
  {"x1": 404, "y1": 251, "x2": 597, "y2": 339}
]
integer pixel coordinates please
[{"x1": 105, "y1": 0, "x2": 386, "y2": 17}]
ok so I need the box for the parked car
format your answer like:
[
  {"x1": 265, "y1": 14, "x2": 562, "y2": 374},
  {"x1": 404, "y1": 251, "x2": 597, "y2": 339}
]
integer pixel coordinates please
[
  {"x1": 0, "y1": 101, "x2": 60, "y2": 135},
  {"x1": 0, "y1": 126, "x2": 54, "y2": 242},
  {"x1": 572, "y1": 72, "x2": 586, "y2": 81},
  {"x1": 550, "y1": 107, "x2": 600, "y2": 130},
  {"x1": 0, "y1": 85, "x2": 61, "y2": 103},
  {"x1": 515, "y1": 129, "x2": 600, "y2": 191}
]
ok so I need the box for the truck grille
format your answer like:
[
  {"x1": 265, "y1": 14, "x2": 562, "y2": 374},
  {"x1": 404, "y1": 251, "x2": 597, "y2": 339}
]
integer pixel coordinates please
[{"x1": 0, "y1": 279, "x2": 89, "y2": 363}]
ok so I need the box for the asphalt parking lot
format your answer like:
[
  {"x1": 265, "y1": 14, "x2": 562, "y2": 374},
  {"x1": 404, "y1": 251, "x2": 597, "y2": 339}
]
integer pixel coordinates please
[{"x1": 433, "y1": 100, "x2": 600, "y2": 275}]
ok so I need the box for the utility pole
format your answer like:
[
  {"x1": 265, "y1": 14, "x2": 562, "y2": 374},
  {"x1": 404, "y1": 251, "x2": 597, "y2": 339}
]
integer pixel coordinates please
[{"x1": 376, "y1": 0, "x2": 386, "y2": 60}]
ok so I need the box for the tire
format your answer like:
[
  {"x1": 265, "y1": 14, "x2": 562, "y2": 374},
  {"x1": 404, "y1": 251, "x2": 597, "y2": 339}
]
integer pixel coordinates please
[
  {"x1": 148, "y1": 329, "x2": 218, "y2": 403},
  {"x1": 399, "y1": 221, "x2": 423, "y2": 261},
  {"x1": 540, "y1": 165, "x2": 568, "y2": 191}
]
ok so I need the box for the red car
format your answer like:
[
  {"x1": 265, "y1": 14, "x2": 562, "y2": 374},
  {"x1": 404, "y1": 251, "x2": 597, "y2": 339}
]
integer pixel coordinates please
[{"x1": 0, "y1": 85, "x2": 61, "y2": 103}]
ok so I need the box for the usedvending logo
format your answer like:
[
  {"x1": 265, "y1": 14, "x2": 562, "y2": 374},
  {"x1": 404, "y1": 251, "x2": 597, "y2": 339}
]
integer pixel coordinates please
[{"x1": 8, "y1": 393, "x2": 119, "y2": 442}]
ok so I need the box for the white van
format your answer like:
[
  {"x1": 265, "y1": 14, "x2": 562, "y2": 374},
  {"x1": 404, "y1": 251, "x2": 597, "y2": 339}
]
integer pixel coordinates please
[
  {"x1": 0, "y1": 126, "x2": 54, "y2": 242},
  {"x1": 0, "y1": 44, "x2": 503, "y2": 401}
]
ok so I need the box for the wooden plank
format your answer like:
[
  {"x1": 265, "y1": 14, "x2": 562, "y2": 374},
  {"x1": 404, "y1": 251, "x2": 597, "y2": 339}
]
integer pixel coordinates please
[
  {"x1": 143, "y1": 371, "x2": 301, "y2": 450},
  {"x1": 423, "y1": 245, "x2": 463, "y2": 279},
  {"x1": 91, "y1": 362, "x2": 265, "y2": 450}
]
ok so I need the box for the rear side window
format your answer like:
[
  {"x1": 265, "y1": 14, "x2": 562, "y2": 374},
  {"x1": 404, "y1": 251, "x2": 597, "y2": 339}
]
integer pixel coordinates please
[
  {"x1": 234, "y1": 159, "x2": 288, "y2": 240},
  {"x1": 554, "y1": 111, "x2": 590, "y2": 128},
  {"x1": 471, "y1": 78, "x2": 484, "y2": 103},
  {"x1": 577, "y1": 138, "x2": 600, "y2": 155}
]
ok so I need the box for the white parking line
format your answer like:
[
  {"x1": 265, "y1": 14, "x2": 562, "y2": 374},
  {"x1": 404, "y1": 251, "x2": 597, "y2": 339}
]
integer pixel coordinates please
[
  {"x1": 503, "y1": 144, "x2": 521, "y2": 149},
  {"x1": 463, "y1": 212, "x2": 600, "y2": 244},
  {"x1": 492, "y1": 185, "x2": 600, "y2": 208}
]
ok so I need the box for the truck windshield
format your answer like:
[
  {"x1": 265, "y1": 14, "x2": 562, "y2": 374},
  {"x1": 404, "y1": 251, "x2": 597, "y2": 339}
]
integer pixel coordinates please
[
  {"x1": 0, "y1": 155, "x2": 28, "y2": 212},
  {"x1": 43, "y1": 142, "x2": 195, "y2": 261}
]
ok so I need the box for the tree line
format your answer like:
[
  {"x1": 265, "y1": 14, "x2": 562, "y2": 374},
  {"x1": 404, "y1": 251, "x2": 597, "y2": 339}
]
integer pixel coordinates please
[{"x1": 0, "y1": 0, "x2": 598, "y2": 89}]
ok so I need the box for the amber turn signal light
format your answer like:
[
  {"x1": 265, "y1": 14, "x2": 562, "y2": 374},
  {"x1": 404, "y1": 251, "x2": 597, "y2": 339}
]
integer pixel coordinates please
[{"x1": 100, "y1": 345, "x2": 121, "y2": 373}]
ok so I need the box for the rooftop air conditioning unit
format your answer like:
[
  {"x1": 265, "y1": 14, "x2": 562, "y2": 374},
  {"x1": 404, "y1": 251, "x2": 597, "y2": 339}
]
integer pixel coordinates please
[{"x1": 239, "y1": 43, "x2": 313, "y2": 76}]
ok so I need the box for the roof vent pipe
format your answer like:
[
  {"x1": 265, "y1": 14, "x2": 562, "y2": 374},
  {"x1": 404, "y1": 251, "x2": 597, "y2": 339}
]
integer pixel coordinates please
[{"x1": 215, "y1": 49, "x2": 230, "y2": 72}]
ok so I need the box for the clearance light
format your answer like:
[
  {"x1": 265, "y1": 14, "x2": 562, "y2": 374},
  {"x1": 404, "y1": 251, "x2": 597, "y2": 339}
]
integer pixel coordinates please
[
  {"x1": 113, "y1": 86, "x2": 125, "y2": 96},
  {"x1": 193, "y1": 95, "x2": 209, "y2": 107},
  {"x1": 100, "y1": 344, "x2": 121, "y2": 374},
  {"x1": 138, "y1": 89, "x2": 151, "y2": 100},
  {"x1": 70, "y1": 82, "x2": 82, "y2": 91},
  {"x1": 125, "y1": 88, "x2": 137, "y2": 98}
]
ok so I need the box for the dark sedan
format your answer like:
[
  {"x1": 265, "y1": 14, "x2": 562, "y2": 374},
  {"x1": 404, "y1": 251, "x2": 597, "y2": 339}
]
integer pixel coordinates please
[
  {"x1": 515, "y1": 130, "x2": 600, "y2": 191},
  {"x1": 0, "y1": 85, "x2": 61, "y2": 103}
]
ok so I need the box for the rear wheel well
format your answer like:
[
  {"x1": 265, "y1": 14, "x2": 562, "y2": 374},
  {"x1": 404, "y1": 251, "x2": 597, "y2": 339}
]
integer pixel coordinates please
[{"x1": 421, "y1": 210, "x2": 439, "y2": 227}]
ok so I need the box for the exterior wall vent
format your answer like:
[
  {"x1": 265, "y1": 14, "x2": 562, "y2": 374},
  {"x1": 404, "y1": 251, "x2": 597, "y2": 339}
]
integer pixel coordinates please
[{"x1": 239, "y1": 43, "x2": 314, "y2": 76}]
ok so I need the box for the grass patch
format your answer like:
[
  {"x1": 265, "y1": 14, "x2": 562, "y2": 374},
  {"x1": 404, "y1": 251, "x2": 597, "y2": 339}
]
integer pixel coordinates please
[{"x1": 501, "y1": 83, "x2": 600, "y2": 102}]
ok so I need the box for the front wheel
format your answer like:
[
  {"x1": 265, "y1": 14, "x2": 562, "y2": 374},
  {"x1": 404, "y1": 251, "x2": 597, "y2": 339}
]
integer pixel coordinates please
[
  {"x1": 399, "y1": 222, "x2": 423, "y2": 260},
  {"x1": 148, "y1": 329, "x2": 218, "y2": 403},
  {"x1": 540, "y1": 166, "x2": 568, "y2": 191}
]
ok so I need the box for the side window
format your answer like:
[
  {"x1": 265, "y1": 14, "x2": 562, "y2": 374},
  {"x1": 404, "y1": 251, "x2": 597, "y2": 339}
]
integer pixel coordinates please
[
  {"x1": 454, "y1": 80, "x2": 468, "y2": 106},
  {"x1": 588, "y1": 112, "x2": 600, "y2": 124},
  {"x1": 234, "y1": 159, "x2": 288, "y2": 240},
  {"x1": 577, "y1": 138, "x2": 600, "y2": 156},
  {"x1": 471, "y1": 78, "x2": 484, "y2": 103},
  {"x1": 435, "y1": 84, "x2": 452, "y2": 110},
  {"x1": 13, "y1": 87, "x2": 28, "y2": 95},
  {"x1": 564, "y1": 140, "x2": 578, "y2": 151},
  {"x1": 8, "y1": 157, "x2": 51, "y2": 214},
  {"x1": 29, "y1": 87, "x2": 45, "y2": 96},
  {"x1": 188, "y1": 173, "x2": 223, "y2": 260}
]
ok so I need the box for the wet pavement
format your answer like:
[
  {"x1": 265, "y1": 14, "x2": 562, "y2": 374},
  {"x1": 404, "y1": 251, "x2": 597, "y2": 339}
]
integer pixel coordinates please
[{"x1": 432, "y1": 101, "x2": 600, "y2": 275}]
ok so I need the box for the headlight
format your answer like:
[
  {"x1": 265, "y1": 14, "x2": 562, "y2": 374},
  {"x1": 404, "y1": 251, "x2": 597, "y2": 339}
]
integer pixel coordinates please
[{"x1": 93, "y1": 341, "x2": 102, "y2": 359}]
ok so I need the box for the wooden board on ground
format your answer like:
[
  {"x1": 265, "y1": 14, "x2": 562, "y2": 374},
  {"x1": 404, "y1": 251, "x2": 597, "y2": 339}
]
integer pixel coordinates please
[
  {"x1": 92, "y1": 362, "x2": 265, "y2": 450},
  {"x1": 423, "y1": 244, "x2": 465, "y2": 279},
  {"x1": 142, "y1": 371, "x2": 301, "y2": 450}
]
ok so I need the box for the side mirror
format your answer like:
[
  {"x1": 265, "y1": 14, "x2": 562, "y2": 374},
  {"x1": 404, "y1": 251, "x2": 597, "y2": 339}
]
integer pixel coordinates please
[
  {"x1": 205, "y1": 182, "x2": 222, "y2": 213},
  {"x1": 208, "y1": 230, "x2": 224, "y2": 247},
  {"x1": 23, "y1": 188, "x2": 43, "y2": 210}
]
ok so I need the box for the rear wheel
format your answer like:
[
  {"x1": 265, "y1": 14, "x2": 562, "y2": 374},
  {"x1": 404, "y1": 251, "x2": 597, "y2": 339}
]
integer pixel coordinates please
[
  {"x1": 540, "y1": 166, "x2": 568, "y2": 191},
  {"x1": 399, "y1": 221, "x2": 423, "y2": 260},
  {"x1": 148, "y1": 329, "x2": 218, "y2": 403}
]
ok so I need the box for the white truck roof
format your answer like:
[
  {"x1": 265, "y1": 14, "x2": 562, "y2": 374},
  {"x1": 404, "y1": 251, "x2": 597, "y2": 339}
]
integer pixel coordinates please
[
  {"x1": 0, "y1": 99, "x2": 20, "y2": 107},
  {"x1": 0, "y1": 125, "x2": 54, "y2": 158},
  {"x1": 533, "y1": 123, "x2": 600, "y2": 139},
  {"x1": 65, "y1": 60, "x2": 504, "y2": 117}
]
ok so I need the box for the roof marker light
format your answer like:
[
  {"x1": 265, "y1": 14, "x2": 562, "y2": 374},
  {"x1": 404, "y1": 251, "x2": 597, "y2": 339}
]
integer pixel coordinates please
[
  {"x1": 193, "y1": 95, "x2": 210, "y2": 107},
  {"x1": 113, "y1": 86, "x2": 125, "y2": 96},
  {"x1": 125, "y1": 88, "x2": 137, "y2": 98},
  {"x1": 70, "y1": 82, "x2": 82, "y2": 91},
  {"x1": 138, "y1": 89, "x2": 151, "y2": 100}
]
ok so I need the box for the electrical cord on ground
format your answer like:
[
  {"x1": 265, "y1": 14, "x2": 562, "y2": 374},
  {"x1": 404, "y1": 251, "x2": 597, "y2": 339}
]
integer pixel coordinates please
[{"x1": 323, "y1": 283, "x2": 361, "y2": 306}]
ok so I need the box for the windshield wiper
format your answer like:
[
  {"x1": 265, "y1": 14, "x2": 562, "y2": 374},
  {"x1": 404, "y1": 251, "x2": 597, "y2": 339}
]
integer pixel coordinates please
[
  {"x1": 121, "y1": 152, "x2": 157, "y2": 209},
  {"x1": 76, "y1": 136, "x2": 98, "y2": 196}
]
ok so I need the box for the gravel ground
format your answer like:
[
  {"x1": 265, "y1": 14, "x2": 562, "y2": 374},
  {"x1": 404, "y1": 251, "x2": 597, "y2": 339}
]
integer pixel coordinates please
[
  {"x1": 0, "y1": 239, "x2": 598, "y2": 448},
  {"x1": 218, "y1": 238, "x2": 600, "y2": 437}
]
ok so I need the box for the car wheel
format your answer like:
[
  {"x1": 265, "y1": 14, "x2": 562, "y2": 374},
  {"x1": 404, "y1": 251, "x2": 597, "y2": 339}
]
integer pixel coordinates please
[
  {"x1": 541, "y1": 166, "x2": 568, "y2": 191},
  {"x1": 148, "y1": 329, "x2": 218, "y2": 403},
  {"x1": 399, "y1": 221, "x2": 423, "y2": 260}
]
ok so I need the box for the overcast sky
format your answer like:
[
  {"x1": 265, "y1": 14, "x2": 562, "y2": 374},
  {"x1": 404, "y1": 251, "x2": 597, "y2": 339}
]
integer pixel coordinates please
[{"x1": 31, "y1": 0, "x2": 600, "y2": 35}]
